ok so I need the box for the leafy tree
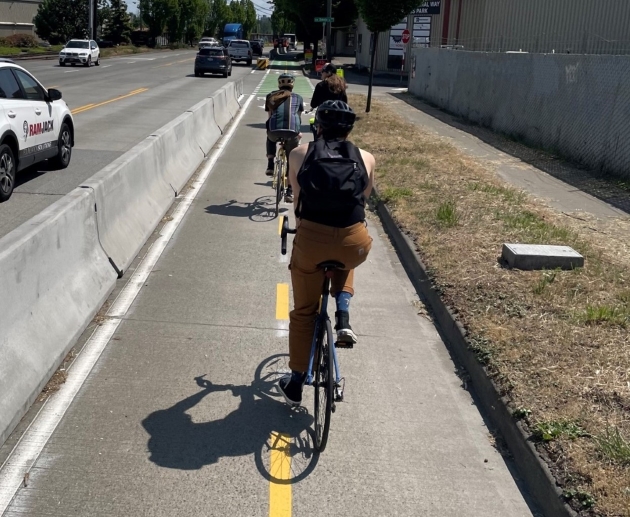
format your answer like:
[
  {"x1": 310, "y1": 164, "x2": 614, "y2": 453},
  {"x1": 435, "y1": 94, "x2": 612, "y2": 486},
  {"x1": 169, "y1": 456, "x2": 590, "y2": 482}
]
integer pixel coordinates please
[
  {"x1": 270, "y1": 9, "x2": 292, "y2": 36},
  {"x1": 270, "y1": 0, "x2": 355, "y2": 61},
  {"x1": 241, "y1": 0, "x2": 257, "y2": 38},
  {"x1": 355, "y1": 0, "x2": 424, "y2": 111},
  {"x1": 139, "y1": 0, "x2": 178, "y2": 44},
  {"x1": 105, "y1": 0, "x2": 133, "y2": 43},
  {"x1": 206, "y1": 0, "x2": 230, "y2": 37},
  {"x1": 228, "y1": 0, "x2": 245, "y2": 23},
  {"x1": 180, "y1": 0, "x2": 209, "y2": 45},
  {"x1": 33, "y1": 0, "x2": 89, "y2": 44},
  {"x1": 258, "y1": 15, "x2": 272, "y2": 34}
]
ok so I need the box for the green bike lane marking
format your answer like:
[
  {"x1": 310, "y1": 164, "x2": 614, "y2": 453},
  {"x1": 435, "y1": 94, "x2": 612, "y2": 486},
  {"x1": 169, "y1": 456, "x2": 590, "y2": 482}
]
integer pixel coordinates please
[{"x1": 257, "y1": 72, "x2": 313, "y2": 102}]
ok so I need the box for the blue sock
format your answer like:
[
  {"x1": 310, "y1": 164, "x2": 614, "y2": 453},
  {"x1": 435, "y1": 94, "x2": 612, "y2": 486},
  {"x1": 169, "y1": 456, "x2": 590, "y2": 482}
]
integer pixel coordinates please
[{"x1": 336, "y1": 291, "x2": 352, "y2": 312}]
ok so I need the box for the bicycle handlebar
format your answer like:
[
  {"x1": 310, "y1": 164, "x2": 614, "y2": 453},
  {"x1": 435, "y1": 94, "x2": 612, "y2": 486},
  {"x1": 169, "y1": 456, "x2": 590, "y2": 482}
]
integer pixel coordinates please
[{"x1": 280, "y1": 215, "x2": 296, "y2": 255}]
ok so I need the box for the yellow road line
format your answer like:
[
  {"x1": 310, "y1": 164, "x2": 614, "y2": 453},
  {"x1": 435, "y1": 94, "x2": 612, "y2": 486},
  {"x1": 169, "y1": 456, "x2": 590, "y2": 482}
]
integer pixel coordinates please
[
  {"x1": 71, "y1": 88, "x2": 149, "y2": 114},
  {"x1": 269, "y1": 432, "x2": 292, "y2": 517},
  {"x1": 276, "y1": 283, "x2": 289, "y2": 320}
]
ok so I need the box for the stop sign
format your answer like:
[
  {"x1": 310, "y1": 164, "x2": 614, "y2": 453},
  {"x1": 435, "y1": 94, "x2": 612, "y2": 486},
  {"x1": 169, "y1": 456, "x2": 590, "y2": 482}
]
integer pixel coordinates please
[{"x1": 402, "y1": 29, "x2": 411, "y2": 44}]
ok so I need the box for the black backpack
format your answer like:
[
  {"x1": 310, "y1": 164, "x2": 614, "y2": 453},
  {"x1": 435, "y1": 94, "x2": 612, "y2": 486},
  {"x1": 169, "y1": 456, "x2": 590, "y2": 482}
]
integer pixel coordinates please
[{"x1": 296, "y1": 139, "x2": 367, "y2": 223}]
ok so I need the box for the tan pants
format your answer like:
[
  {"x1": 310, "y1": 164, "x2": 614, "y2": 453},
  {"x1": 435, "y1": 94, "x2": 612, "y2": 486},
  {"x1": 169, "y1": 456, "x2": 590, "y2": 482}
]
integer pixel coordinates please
[{"x1": 288, "y1": 219, "x2": 373, "y2": 372}]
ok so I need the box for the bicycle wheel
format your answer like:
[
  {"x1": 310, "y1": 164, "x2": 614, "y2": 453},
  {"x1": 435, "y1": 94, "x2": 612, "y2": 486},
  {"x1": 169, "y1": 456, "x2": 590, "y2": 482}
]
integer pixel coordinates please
[
  {"x1": 313, "y1": 318, "x2": 334, "y2": 452},
  {"x1": 275, "y1": 154, "x2": 284, "y2": 216}
]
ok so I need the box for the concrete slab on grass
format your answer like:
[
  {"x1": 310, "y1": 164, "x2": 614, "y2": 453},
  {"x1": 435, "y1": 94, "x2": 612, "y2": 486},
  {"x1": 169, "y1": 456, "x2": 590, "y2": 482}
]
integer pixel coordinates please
[{"x1": 503, "y1": 243, "x2": 584, "y2": 270}]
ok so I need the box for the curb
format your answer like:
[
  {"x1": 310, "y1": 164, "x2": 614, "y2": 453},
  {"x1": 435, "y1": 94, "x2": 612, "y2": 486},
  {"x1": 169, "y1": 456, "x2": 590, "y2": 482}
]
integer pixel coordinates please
[{"x1": 372, "y1": 192, "x2": 577, "y2": 517}]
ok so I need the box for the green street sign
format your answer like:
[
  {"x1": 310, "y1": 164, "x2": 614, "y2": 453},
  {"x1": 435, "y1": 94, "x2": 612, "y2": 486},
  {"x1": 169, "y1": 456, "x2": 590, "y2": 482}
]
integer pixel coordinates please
[{"x1": 315, "y1": 17, "x2": 334, "y2": 22}]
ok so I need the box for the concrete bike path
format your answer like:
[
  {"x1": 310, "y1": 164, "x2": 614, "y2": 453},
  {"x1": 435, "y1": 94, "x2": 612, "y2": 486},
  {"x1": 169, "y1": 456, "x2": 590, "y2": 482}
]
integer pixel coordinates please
[{"x1": 0, "y1": 74, "x2": 535, "y2": 517}]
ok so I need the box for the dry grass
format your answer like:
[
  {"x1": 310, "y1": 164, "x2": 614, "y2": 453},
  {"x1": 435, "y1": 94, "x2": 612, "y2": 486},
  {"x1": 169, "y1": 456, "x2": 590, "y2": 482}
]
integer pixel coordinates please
[{"x1": 348, "y1": 93, "x2": 630, "y2": 516}]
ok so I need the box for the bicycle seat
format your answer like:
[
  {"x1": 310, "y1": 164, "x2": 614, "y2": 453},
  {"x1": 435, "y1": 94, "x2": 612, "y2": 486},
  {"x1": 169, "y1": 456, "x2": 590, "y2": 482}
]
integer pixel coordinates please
[
  {"x1": 317, "y1": 260, "x2": 345, "y2": 270},
  {"x1": 271, "y1": 129, "x2": 299, "y2": 143}
]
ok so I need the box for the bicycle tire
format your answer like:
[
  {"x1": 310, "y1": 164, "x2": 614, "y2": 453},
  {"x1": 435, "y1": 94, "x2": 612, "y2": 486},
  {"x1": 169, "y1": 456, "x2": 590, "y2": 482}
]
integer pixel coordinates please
[
  {"x1": 275, "y1": 155, "x2": 284, "y2": 216},
  {"x1": 313, "y1": 318, "x2": 334, "y2": 452}
]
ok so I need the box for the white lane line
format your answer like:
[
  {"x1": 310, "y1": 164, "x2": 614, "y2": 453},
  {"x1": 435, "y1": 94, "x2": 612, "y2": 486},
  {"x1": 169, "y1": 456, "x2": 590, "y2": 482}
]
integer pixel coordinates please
[
  {"x1": 102, "y1": 65, "x2": 112, "y2": 68},
  {"x1": 0, "y1": 84, "x2": 262, "y2": 513},
  {"x1": 63, "y1": 70, "x2": 78, "y2": 73}
]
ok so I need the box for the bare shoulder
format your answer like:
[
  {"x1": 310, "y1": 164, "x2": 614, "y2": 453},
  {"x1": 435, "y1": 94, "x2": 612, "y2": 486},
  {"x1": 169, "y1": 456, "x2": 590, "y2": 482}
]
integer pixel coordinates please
[
  {"x1": 289, "y1": 142, "x2": 309, "y2": 164},
  {"x1": 358, "y1": 147, "x2": 376, "y2": 170}
]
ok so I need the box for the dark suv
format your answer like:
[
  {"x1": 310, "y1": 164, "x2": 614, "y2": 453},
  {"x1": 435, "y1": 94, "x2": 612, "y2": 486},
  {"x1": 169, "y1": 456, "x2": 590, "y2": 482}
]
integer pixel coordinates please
[
  {"x1": 249, "y1": 40, "x2": 263, "y2": 57},
  {"x1": 194, "y1": 46, "x2": 232, "y2": 78}
]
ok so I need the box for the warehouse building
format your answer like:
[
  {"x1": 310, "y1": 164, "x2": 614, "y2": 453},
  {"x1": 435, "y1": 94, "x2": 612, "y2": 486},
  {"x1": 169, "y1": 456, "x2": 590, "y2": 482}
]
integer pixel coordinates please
[{"x1": 0, "y1": 0, "x2": 39, "y2": 37}]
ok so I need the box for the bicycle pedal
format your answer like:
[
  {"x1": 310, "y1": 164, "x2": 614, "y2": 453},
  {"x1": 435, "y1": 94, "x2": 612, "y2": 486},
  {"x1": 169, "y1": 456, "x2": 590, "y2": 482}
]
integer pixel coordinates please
[{"x1": 335, "y1": 341, "x2": 354, "y2": 349}]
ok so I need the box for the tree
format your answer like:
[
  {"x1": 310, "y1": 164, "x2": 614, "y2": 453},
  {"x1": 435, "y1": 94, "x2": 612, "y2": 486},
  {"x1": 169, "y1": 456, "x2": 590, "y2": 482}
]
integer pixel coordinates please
[
  {"x1": 33, "y1": 0, "x2": 89, "y2": 44},
  {"x1": 180, "y1": 0, "x2": 209, "y2": 45},
  {"x1": 241, "y1": 0, "x2": 257, "y2": 38},
  {"x1": 270, "y1": 0, "x2": 355, "y2": 62},
  {"x1": 228, "y1": 0, "x2": 245, "y2": 24},
  {"x1": 139, "y1": 0, "x2": 178, "y2": 44},
  {"x1": 106, "y1": 0, "x2": 133, "y2": 44},
  {"x1": 206, "y1": 0, "x2": 229, "y2": 37},
  {"x1": 355, "y1": 0, "x2": 424, "y2": 111},
  {"x1": 258, "y1": 15, "x2": 272, "y2": 34}
]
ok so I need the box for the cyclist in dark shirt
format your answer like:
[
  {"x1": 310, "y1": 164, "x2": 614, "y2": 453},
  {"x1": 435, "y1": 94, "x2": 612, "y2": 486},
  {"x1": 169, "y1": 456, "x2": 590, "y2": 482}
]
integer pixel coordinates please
[{"x1": 310, "y1": 63, "x2": 348, "y2": 110}]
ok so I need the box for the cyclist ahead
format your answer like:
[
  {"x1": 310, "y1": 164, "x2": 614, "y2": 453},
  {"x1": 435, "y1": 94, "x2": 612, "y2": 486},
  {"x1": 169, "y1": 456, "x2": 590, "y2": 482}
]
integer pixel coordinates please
[
  {"x1": 279, "y1": 100, "x2": 375, "y2": 406},
  {"x1": 265, "y1": 73, "x2": 304, "y2": 203},
  {"x1": 310, "y1": 63, "x2": 348, "y2": 110}
]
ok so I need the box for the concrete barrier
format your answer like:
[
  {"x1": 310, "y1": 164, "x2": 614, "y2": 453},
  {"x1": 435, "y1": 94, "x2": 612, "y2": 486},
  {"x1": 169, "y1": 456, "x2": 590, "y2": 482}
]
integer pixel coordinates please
[
  {"x1": 224, "y1": 81, "x2": 241, "y2": 119},
  {"x1": 213, "y1": 85, "x2": 232, "y2": 132},
  {"x1": 1, "y1": 81, "x2": 244, "y2": 448},
  {"x1": 81, "y1": 136, "x2": 174, "y2": 275},
  {"x1": 187, "y1": 97, "x2": 222, "y2": 155},
  {"x1": 151, "y1": 111, "x2": 206, "y2": 195},
  {"x1": 0, "y1": 189, "x2": 116, "y2": 446}
]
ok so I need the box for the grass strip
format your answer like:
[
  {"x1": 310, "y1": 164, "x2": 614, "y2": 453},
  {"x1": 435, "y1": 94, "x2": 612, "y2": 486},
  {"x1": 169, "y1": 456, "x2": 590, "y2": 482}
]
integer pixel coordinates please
[{"x1": 348, "y1": 93, "x2": 630, "y2": 516}]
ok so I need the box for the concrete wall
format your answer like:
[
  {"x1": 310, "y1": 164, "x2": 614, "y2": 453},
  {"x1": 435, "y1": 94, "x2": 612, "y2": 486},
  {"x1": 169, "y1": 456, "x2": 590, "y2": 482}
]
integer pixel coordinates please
[{"x1": 409, "y1": 48, "x2": 630, "y2": 179}]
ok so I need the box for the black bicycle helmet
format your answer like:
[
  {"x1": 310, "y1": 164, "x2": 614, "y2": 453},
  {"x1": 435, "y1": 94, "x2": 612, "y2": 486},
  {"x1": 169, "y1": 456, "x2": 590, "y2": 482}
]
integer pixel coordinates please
[
  {"x1": 278, "y1": 73, "x2": 295, "y2": 88},
  {"x1": 315, "y1": 100, "x2": 356, "y2": 131}
]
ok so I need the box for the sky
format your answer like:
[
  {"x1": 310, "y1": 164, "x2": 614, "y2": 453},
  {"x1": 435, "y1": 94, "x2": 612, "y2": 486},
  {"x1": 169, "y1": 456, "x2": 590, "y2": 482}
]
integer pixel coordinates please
[{"x1": 126, "y1": 0, "x2": 273, "y2": 18}]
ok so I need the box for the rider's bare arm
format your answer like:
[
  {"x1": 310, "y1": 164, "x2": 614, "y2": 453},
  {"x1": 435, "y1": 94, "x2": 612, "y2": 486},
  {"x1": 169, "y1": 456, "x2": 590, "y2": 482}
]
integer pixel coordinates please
[{"x1": 360, "y1": 149, "x2": 376, "y2": 198}]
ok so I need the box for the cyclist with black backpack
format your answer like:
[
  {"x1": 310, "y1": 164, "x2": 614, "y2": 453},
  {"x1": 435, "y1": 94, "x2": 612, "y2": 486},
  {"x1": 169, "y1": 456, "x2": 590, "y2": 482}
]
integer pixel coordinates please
[{"x1": 278, "y1": 100, "x2": 375, "y2": 406}]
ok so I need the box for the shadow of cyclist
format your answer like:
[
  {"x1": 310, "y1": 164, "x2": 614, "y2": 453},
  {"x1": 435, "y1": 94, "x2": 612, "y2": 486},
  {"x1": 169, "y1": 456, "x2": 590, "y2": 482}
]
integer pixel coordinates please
[
  {"x1": 204, "y1": 195, "x2": 286, "y2": 222},
  {"x1": 141, "y1": 358, "x2": 317, "y2": 482}
]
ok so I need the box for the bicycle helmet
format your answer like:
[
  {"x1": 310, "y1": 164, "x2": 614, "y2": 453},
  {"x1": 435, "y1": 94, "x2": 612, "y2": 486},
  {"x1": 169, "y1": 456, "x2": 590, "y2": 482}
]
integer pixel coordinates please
[
  {"x1": 315, "y1": 100, "x2": 356, "y2": 131},
  {"x1": 278, "y1": 73, "x2": 295, "y2": 88}
]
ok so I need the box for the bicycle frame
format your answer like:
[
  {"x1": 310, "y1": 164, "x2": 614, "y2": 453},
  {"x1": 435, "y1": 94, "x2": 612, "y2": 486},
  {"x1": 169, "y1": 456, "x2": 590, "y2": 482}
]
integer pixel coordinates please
[{"x1": 305, "y1": 271, "x2": 342, "y2": 387}]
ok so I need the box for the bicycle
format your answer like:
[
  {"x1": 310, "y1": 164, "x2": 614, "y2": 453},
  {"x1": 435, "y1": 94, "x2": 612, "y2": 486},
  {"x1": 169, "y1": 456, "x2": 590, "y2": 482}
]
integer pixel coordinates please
[
  {"x1": 281, "y1": 215, "x2": 346, "y2": 452},
  {"x1": 271, "y1": 139, "x2": 288, "y2": 217}
]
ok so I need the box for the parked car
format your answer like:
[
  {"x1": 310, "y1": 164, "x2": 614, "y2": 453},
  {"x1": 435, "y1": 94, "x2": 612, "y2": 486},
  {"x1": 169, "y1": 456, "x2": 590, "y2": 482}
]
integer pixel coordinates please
[
  {"x1": 249, "y1": 40, "x2": 263, "y2": 57},
  {"x1": 0, "y1": 61, "x2": 74, "y2": 202},
  {"x1": 227, "y1": 39, "x2": 252, "y2": 65},
  {"x1": 194, "y1": 46, "x2": 232, "y2": 78},
  {"x1": 59, "y1": 39, "x2": 100, "y2": 67}
]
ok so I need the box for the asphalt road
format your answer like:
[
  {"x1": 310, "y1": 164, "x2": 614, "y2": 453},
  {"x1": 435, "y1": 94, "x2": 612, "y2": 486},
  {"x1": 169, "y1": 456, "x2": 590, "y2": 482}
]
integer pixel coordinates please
[
  {"x1": 0, "y1": 64, "x2": 537, "y2": 516},
  {"x1": 0, "y1": 49, "x2": 256, "y2": 239}
]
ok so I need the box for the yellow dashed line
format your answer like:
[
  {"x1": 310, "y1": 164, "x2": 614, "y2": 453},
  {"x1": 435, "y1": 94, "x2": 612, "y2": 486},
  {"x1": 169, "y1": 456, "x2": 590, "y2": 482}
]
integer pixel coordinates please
[
  {"x1": 269, "y1": 432, "x2": 292, "y2": 517},
  {"x1": 276, "y1": 284, "x2": 290, "y2": 320}
]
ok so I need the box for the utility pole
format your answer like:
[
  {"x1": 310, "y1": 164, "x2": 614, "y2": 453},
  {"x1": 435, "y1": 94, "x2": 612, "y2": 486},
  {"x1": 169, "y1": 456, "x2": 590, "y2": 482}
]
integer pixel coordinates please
[
  {"x1": 88, "y1": 0, "x2": 94, "y2": 39},
  {"x1": 325, "y1": 0, "x2": 332, "y2": 60}
]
